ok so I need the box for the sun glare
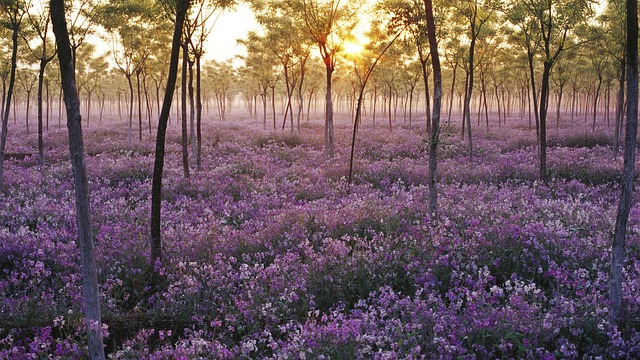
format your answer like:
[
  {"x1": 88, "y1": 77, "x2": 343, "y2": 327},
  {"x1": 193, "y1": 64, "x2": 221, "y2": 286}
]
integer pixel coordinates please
[{"x1": 342, "y1": 40, "x2": 365, "y2": 57}]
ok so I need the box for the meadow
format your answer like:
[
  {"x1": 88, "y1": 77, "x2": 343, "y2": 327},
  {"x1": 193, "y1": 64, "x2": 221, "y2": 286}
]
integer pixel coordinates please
[{"x1": 1, "y1": 112, "x2": 639, "y2": 358}]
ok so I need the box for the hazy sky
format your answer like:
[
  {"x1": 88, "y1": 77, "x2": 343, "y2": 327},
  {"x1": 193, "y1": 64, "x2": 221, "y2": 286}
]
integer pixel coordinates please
[{"x1": 205, "y1": 3, "x2": 259, "y2": 64}]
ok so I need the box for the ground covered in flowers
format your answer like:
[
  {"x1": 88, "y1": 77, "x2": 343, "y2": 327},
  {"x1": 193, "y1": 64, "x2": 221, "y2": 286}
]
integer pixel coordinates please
[{"x1": 1, "y1": 116, "x2": 640, "y2": 358}]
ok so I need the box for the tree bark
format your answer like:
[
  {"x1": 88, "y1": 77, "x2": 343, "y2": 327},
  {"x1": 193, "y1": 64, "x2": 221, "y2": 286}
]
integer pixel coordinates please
[
  {"x1": 127, "y1": 75, "x2": 134, "y2": 145},
  {"x1": 188, "y1": 56, "x2": 195, "y2": 161},
  {"x1": 196, "y1": 55, "x2": 203, "y2": 171},
  {"x1": 539, "y1": 61, "x2": 552, "y2": 182},
  {"x1": 137, "y1": 70, "x2": 143, "y2": 141},
  {"x1": 324, "y1": 64, "x2": 335, "y2": 159},
  {"x1": 613, "y1": 65, "x2": 626, "y2": 159},
  {"x1": 181, "y1": 43, "x2": 190, "y2": 179},
  {"x1": 50, "y1": 1, "x2": 105, "y2": 358},
  {"x1": 424, "y1": 0, "x2": 441, "y2": 218},
  {"x1": 610, "y1": 0, "x2": 638, "y2": 326},
  {"x1": 0, "y1": 16, "x2": 19, "y2": 190},
  {"x1": 447, "y1": 62, "x2": 457, "y2": 126},
  {"x1": 592, "y1": 74, "x2": 602, "y2": 132},
  {"x1": 463, "y1": 27, "x2": 476, "y2": 163},
  {"x1": 151, "y1": 0, "x2": 190, "y2": 267},
  {"x1": 38, "y1": 60, "x2": 47, "y2": 166}
]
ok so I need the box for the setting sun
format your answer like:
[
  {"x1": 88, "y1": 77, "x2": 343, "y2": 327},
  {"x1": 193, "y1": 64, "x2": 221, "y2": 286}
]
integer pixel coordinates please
[{"x1": 342, "y1": 39, "x2": 366, "y2": 56}]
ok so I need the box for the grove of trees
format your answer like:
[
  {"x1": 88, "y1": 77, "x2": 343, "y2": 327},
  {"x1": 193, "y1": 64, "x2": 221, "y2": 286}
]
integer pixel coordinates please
[{"x1": 0, "y1": 0, "x2": 638, "y2": 354}]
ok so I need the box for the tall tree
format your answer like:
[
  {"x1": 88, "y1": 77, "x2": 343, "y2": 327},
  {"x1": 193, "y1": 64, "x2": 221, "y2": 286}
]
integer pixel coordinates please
[
  {"x1": 453, "y1": 0, "x2": 494, "y2": 162},
  {"x1": 17, "y1": 68, "x2": 37, "y2": 133},
  {"x1": 424, "y1": 0, "x2": 441, "y2": 216},
  {"x1": 347, "y1": 18, "x2": 405, "y2": 184},
  {"x1": 151, "y1": 0, "x2": 190, "y2": 267},
  {"x1": 378, "y1": 0, "x2": 438, "y2": 134},
  {"x1": 180, "y1": 31, "x2": 190, "y2": 178},
  {"x1": 610, "y1": 0, "x2": 638, "y2": 326},
  {"x1": 50, "y1": 0, "x2": 105, "y2": 358},
  {"x1": 504, "y1": 0, "x2": 593, "y2": 182},
  {"x1": 186, "y1": 0, "x2": 236, "y2": 170},
  {"x1": 240, "y1": 31, "x2": 279, "y2": 130},
  {"x1": 65, "y1": 0, "x2": 100, "y2": 67},
  {"x1": 302, "y1": 0, "x2": 362, "y2": 159},
  {"x1": 99, "y1": 0, "x2": 158, "y2": 144},
  {"x1": 24, "y1": 0, "x2": 57, "y2": 165},
  {"x1": 596, "y1": 0, "x2": 626, "y2": 157},
  {"x1": 0, "y1": 0, "x2": 26, "y2": 189}
]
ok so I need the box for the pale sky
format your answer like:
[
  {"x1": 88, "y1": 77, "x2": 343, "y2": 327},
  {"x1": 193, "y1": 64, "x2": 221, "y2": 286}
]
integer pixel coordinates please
[{"x1": 204, "y1": 3, "x2": 260, "y2": 64}]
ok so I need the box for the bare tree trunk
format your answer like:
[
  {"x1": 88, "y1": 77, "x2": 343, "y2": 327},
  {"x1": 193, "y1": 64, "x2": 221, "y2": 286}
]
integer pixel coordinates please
[
  {"x1": 610, "y1": 0, "x2": 638, "y2": 326},
  {"x1": 181, "y1": 44, "x2": 190, "y2": 179},
  {"x1": 556, "y1": 86, "x2": 564, "y2": 130},
  {"x1": 528, "y1": 47, "x2": 540, "y2": 140},
  {"x1": 188, "y1": 57, "x2": 195, "y2": 161},
  {"x1": 51, "y1": 1, "x2": 106, "y2": 358},
  {"x1": 539, "y1": 61, "x2": 552, "y2": 182},
  {"x1": 614, "y1": 67, "x2": 626, "y2": 159},
  {"x1": 424, "y1": 0, "x2": 441, "y2": 218},
  {"x1": 324, "y1": 64, "x2": 335, "y2": 159},
  {"x1": 196, "y1": 55, "x2": 203, "y2": 171},
  {"x1": 127, "y1": 75, "x2": 134, "y2": 145},
  {"x1": 151, "y1": 0, "x2": 190, "y2": 268},
  {"x1": 448, "y1": 62, "x2": 457, "y2": 126},
  {"x1": 495, "y1": 84, "x2": 501, "y2": 128},
  {"x1": 592, "y1": 75, "x2": 602, "y2": 132},
  {"x1": 271, "y1": 86, "x2": 276, "y2": 130},
  {"x1": 136, "y1": 70, "x2": 143, "y2": 141},
  {"x1": 46, "y1": 81, "x2": 50, "y2": 131},
  {"x1": 38, "y1": 60, "x2": 47, "y2": 166},
  {"x1": 26, "y1": 91, "x2": 31, "y2": 133},
  {"x1": 0, "y1": 20, "x2": 19, "y2": 190}
]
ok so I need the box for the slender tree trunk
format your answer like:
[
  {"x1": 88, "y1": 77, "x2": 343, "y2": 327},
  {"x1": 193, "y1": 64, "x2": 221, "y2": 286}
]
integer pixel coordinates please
[
  {"x1": 482, "y1": 84, "x2": 489, "y2": 130},
  {"x1": 373, "y1": 86, "x2": 377, "y2": 128},
  {"x1": 421, "y1": 58, "x2": 431, "y2": 134},
  {"x1": 495, "y1": 84, "x2": 501, "y2": 127},
  {"x1": 448, "y1": 62, "x2": 457, "y2": 126},
  {"x1": 614, "y1": 69, "x2": 626, "y2": 158},
  {"x1": 99, "y1": 94, "x2": 105, "y2": 123},
  {"x1": 85, "y1": 91, "x2": 91, "y2": 128},
  {"x1": 593, "y1": 75, "x2": 602, "y2": 132},
  {"x1": 188, "y1": 58, "x2": 195, "y2": 161},
  {"x1": 51, "y1": 1, "x2": 106, "y2": 358},
  {"x1": 539, "y1": 61, "x2": 552, "y2": 182},
  {"x1": 127, "y1": 75, "x2": 134, "y2": 145},
  {"x1": 463, "y1": 30, "x2": 477, "y2": 162},
  {"x1": 556, "y1": 86, "x2": 564, "y2": 130},
  {"x1": 26, "y1": 91, "x2": 31, "y2": 134},
  {"x1": 46, "y1": 81, "x2": 50, "y2": 131},
  {"x1": 528, "y1": 47, "x2": 540, "y2": 140},
  {"x1": 424, "y1": 0, "x2": 441, "y2": 218},
  {"x1": 324, "y1": 63, "x2": 335, "y2": 159},
  {"x1": 38, "y1": 60, "x2": 46, "y2": 166},
  {"x1": 262, "y1": 90, "x2": 267, "y2": 130},
  {"x1": 196, "y1": 55, "x2": 202, "y2": 171},
  {"x1": 151, "y1": 0, "x2": 190, "y2": 267},
  {"x1": 181, "y1": 44, "x2": 190, "y2": 179},
  {"x1": 388, "y1": 86, "x2": 393, "y2": 131},
  {"x1": 137, "y1": 71, "x2": 143, "y2": 141},
  {"x1": 462, "y1": 72, "x2": 468, "y2": 139},
  {"x1": 0, "y1": 22, "x2": 19, "y2": 190},
  {"x1": 297, "y1": 67, "x2": 305, "y2": 133},
  {"x1": 271, "y1": 86, "x2": 276, "y2": 130},
  {"x1": 409, "y1": 86, "x2": 414, "y2": 129},
  {"x1": 1, "y1": 81, "x2": 5, "y2": 125},
  {"x1": 610, "y1": 0, "x2": 638, "y2": 326},
  {"x1": 58, "y1": 87, "x2": 63, "y2": 126}
]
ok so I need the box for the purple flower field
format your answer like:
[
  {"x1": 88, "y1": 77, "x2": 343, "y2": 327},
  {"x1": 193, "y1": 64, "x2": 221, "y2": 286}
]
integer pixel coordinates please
[{"x1": 1, "y1": 116, "x2": 640, "y2": 359}]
